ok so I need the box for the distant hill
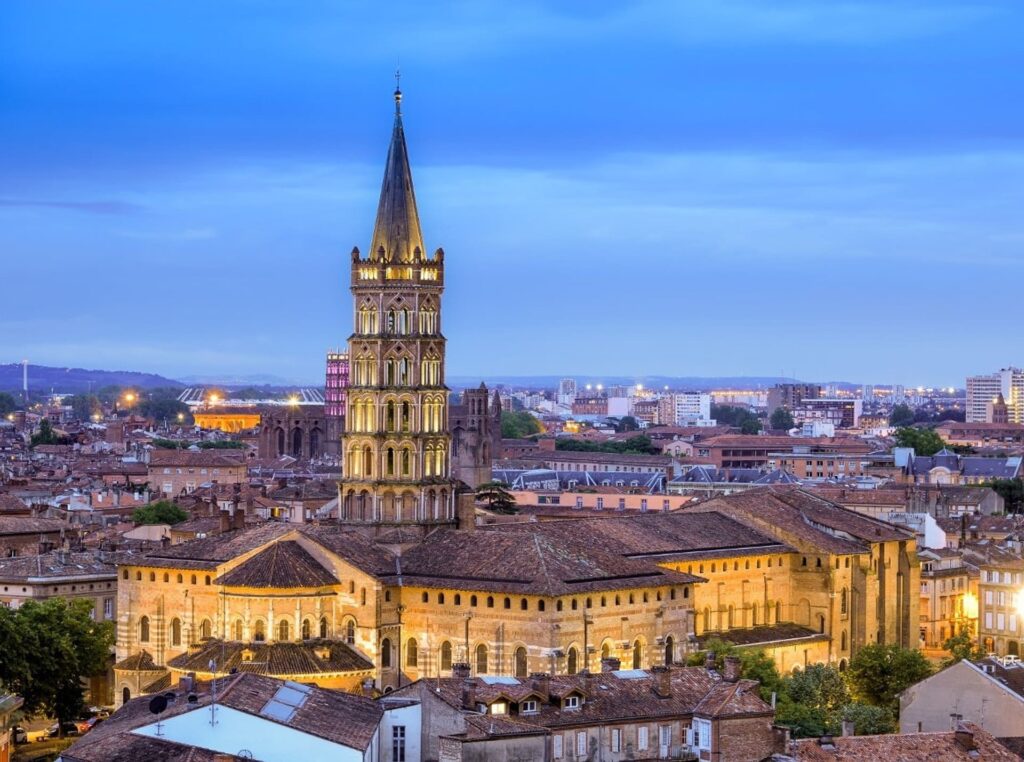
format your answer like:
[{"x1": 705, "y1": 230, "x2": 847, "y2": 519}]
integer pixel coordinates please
[
  {"x1": 448, "y1": 375, "x2": 803, "y2": 391},
  {"x1": 0, "y1": 364, "x2": 183, "y2": 395}
]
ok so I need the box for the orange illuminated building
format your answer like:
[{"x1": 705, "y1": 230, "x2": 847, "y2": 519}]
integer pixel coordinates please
[{"x1": 192, "y1": 409, "x2": 261, "y2": 433}]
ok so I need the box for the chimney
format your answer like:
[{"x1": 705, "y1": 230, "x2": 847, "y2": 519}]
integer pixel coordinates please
[
  {"x1": 601, "y1": 657, "x2": 621, "y2": 673},
  {"x1": 233, "y1": 509, "x2": 245, "y2": 530},
  {"x1": 954, "y1": 725, "x2": 976, "y2": 752},
  {"x1": 841, "y1": 720, "x2": 855, "y2": 737},
  {"x1": 160, "y1": 535, "x2": 170, "y2": 549},
  {"x1": 219, "y1": 509, "x2": 230, "y2": 533},
  {"x1": 704, "y1": 650, "x2": 717, "y2": 672},
  {"x1": 651, "y1": 665, "x2": 672, "y2": 698},
  {"x1": 723, "y1": 656, "x2": 741, "y2": 683},
  {"x1": 452, "y1": 662, "x2": 471, "y2": 681},
  {"x1": 530, "y1": 672, "x2": 550, "y2": 703},
  {"x1": 179, "y1": 673, "x2": 195, "y2": 693},
  {"x1": 461, "y1": 679, "x2": 477, "y2": 711},
  {"x1": 360, "y1": 678, "x2": 375, "y2": 698}
]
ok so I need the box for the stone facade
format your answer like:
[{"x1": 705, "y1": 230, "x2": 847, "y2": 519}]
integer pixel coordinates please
[
  {"x1": 257, "y1": 405, "x2": 328, "y2": 459},
  {"x1": 448, "y1": 386, "x2": 501, "y2": 490}
]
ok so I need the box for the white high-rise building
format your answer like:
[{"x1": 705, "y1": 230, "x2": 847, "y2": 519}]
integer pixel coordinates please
[
  {"x1": 557, "y1": 378, "x2": 577, "y2": 407},
  {"x1": 966, "y1": 367, "x2": 1024, "y2": 423},
  {"x1": 671, "y1": 392, "x2": 712, "y2": 426}
]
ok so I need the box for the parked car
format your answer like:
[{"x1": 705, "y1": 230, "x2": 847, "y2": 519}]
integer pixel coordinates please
[
  {"x1": 13, "y1": 725, "x2": 49, "y2": 743},
  {"x1": 47, "y1": 721, "x2": 80, "y2": 738}
]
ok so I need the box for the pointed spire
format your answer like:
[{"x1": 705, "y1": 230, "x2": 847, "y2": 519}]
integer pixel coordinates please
[{"x1": 369, "y1": 78, "x2": 424, "y2": 264}]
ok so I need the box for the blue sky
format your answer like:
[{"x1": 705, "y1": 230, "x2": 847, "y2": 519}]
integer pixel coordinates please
[{"x1": 2, "y1": 1, "x2": 1022, "y2": 386}]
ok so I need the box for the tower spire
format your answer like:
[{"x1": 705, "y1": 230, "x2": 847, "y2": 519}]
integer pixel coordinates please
[{"x1": 370, "y1": 78, "x2": 423, "y2": 263}]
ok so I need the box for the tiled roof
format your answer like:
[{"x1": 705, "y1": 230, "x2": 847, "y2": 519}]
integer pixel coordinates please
[
  {"x1": 167, "y1": 639, "x2": 373, "y2": 677},
  {"x1": 688, "y1": 487, "x2": 912, "y2": 555},
  {"x1": 0, "y1": 515, "x2": 68, "y2": 535},
  {"x1": 698, "y1": 623, "x2": 827, "y2": 648},
  {"x1": 783, "y1": 722, "x2": 1018, "y2": 760},
  {"x1": 0, "y1": 549, "x2": 127, "y2": 581},
  {"x1": 135, "y1": 523, "x2": 295, "y2": 570},
  {"x1": 215, "y1": 540, "x2": 338, "y2": 588},
  {"x1": 396, "y1": 525, "x2": 700, "y2": 595},
  {"x1": 61, "y1": 672, "x2": 383, "y2": 762},
  {"x1": 148, "y1": 449, "x2": 245, "y2": 468},
  {"x1": 419, "y1": 666, "x2": 771, "y2": 730}
]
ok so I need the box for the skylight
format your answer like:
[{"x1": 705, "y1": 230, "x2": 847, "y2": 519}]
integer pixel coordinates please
[{"x1": 260, "y1": 681, "x2": 312, "y2": 723}]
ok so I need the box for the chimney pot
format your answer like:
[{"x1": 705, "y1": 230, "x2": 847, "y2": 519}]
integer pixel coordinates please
[
  {"x1": 219, "y1": 509, "x2": 230, "y2": 533},
  {"x1": 529, "y1": 672, "x2": 550, "y2": 702},
  {"x1": 841, "y1": 720, "x2": 855, "y2": 737},
  {"x1": 600, "y1": 657, "x2": 621, "y2": 673},
  {"x1": 954, "y1": 726, "x2": 976, "y2": 752},
  {"x1": 461, "y1": 678, "x2": 477, "y2": 711},
  {"x1": 452, "y1": 662, "x2": 471, "y2": 681}
]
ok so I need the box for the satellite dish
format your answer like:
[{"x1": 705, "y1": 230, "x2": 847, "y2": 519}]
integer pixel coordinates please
[
  {"x1": 148, "y1": 695, "x2": 168, "y2": 714},
  {"x1": 163, "y1": 692, "x2": 176, "y2": 700},
  {"x1": 187, "y1": 693, "x2": 199, "y2": 704}
]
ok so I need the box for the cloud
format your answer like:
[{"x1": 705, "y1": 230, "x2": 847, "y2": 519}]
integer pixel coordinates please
[{"x1": 0, "y1": 199, "x2": 144, "y2": 215}]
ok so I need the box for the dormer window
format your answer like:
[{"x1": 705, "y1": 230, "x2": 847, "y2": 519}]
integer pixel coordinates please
[
  {"x1": 564, "y1": 695, "x2": 580, "y2": 710},
  {"x1": 521, "y1": 699, "x2": 538, "y2": 714},
  {"x1": 490, "y1": 701, "x2": 507, "y2": 715}
]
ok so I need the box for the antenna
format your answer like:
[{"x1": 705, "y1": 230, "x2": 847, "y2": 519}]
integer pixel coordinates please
[{"x1": 209, "y1": 658, "x2": 219, "y2": 726}]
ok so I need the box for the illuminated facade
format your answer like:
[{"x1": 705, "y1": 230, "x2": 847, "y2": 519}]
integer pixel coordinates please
[
  {"x1": 324, "y1": 351, "x2": 349, "y2": 457},
  {"x1": 339, "y1": 86, "x2": 456, "y2": 528}
]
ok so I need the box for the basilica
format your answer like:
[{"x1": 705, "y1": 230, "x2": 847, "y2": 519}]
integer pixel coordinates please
[{"x1": 114, "y1": 88, "x2": 919, "y2": 705}]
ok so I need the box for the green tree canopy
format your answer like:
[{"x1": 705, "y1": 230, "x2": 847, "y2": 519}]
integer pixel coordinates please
[
  {"x1": 501, "y1": 411, "x2": 543, "y2": 439},
  {"x1": 740, "y1": 418, "x2": 762, "y2": 434},
  {"x1": 555, "y1": 435, "x2": 658, "y2": 455},
  {"x1": 0, "y1": 598, "x2": 114, "y2": 731},
  {"x1": 846, "y1": 644, "x2": 933, "y2": 710},
  {"x1": 475, "y1": 481, "x2": 518, "y2": 514},
  {"x1": 197, "y1": 440, "x2": 247, "y2": 449},
  {"x1": 770, "y1": 408, "x2": 795, "y2": 430},
  {"x1": 840, "y1": 702, "x2": 896, "y2": 735},
  {"x1": 614, "y1": 416, "x2": 640, "y2": 433},
  {"x1": 889, "y1": 404, "x2": 915, "y2": 427},
  {"x1": 942, "y1": 629, "x2": 987, "y2": 667},
  {"x1": 0, "y1": 392, "x2": 18, "y2": 417},
  {"x1": 133, "y1": 500, "x2": 188, "y2": 525},
  {"x1": 893, "y1": 427, "x2": 950, "y2": 456},
  {"x1": 67, "y1": 393, "x2": 102, "y2": 421},
  {"x1": 31, "y1": 418, "x2": 69, "y2": 447}
]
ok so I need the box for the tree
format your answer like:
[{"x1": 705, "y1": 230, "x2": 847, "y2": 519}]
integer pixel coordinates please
[
  {"x1": 775, "y1": 664, "x2": 850, "y2": 737},
  {"x1": 30, "y1": 418, "x2": 67, "y2": 447},
  {"x1": 133, "y1": 500, "x2": 188, "y2": 525},
  {"x1": 197, "y1": 440, "x2": 247, "y2": 449},
  {"x1": 738, "y1": 648, "x2": 784, "y2": 703},
  {"x1": 889, "y1": 404, "x2": 915, "y2": 428},
  {"x1": 893, "y1": 427, "x2": 949, "y2": 456},
  {"x1": 138, "y1": 396, "x2": 190, "y2": 422},
  {"x1": 846, "y1": 644, "x2": 933, "y2": 710},
  {"x1": 614, "y1": 415, "x2": 640, "y2": 433},
  {"x1": 942, "y1": 629, "x2": 986, "y2": 667},
  {"x1": 1, "y1": 598, "x2": 114, "y2": 733},
  {"x1": 770, "y1": 408, "x2": 795, "y2": 430},
  {"x1": 982, "y1": 478, "x2": 1024, "y2": 514},
  {"x1": 475, "y1": 481, "x2": 517, "y2": 514},
  {"x1": 841, "y1": 702, "x2": 895, "y2": 735},
  {"x1": 0, "y1": 392, "x2": 17, "y2": 417},
  {"x1": 740, "y1": 418, "x2": 762, "y2": 434},
  {"x1": 67, "y1": 394, "x2": 102, "y2": 421},
  {"x1": 501, "y1": 411, "x2": 543, "y2": 439}
]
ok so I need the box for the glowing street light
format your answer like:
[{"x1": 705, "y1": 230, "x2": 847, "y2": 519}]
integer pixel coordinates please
[
  {"x1": 288, "y1": 395, "x2": 300, "y2": 406},
  {"x1": 177, "y1": 413, "x2": 185, "y2": 422},
  {"x1": 123, "y1": 392, "x2": 136, "y2": 404}
]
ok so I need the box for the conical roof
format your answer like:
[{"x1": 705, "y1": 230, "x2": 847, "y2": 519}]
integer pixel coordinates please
[{"x1": 369, "y1": 88, "x2": 424, "y2": 263}]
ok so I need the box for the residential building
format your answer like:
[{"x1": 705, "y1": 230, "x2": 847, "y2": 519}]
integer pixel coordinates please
[
  {"x1": 966, "y1": 367, "x2": 1024, "y2": 423},
  {"x1": 974, "y1": 546, "x2": 1024, "y2": 656},
  {"x1": 766, "y1": 384, "x2": 821, "y2": 416},
  {"x1": 0, "y1": 694, "x2": 22, "y2": 762},
  {"x1": 147, "y1": 450, "x2": 247, "y2": 497},
  {"x1": 392, "y1": 659, "x2": 778, "y2": 762},
  {"x1": 903, "y1": 449, "x2": 1022, "y2": 485},
  {"x1": 790, "y1": 398, "x2": 862, "y2": 429},
  {"x1": 557, "y1": 378, "x2": 577, "y2": 407},
  {"x1": 935, "y1": 420, "x2": 1024, "y2": 447},
  {"x1": 693, "y1": 435, "x2": 872, "y2": 470},
  {"x1": 901, "y1": 658, "x2": 1024, "y2": 743},
  {"x1": 669, "y1": 392, "x2": 713, "y2": 426},
  {"x1": 61, "y1": 672, "x2": 419, "y2": 762},
  {"x1": 917, "y1": 547, "x2": 977, "y2": 649}
]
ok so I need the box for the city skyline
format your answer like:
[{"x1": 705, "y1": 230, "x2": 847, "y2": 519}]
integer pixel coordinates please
[{"x1": 3, "y1": 1, "x2": 1023, "y2": 386}]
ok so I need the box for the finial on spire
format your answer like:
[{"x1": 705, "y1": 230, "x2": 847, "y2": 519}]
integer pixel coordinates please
[{"x1": 394, "y1": 67, "x2": 402, "y2": 114}]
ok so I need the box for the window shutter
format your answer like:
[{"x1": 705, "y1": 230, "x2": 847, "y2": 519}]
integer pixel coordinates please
[{"x1": 553, "y1": 735, "x2": 563, "y2": 759}]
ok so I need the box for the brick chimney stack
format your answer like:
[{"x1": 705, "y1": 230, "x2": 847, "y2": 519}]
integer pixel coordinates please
[
  {"x1": 601, "y1": 657, "x2": 621, "y2": 673},
  {"x1": 704, "y1": 650, "x2": 717, "y2": 672},
  {"x1": 461, "y1": 679, "x2": 477, "y2": 711},
  {"x1": 219, "y1": 509, "x2": 231, "y2": 533},
  {"x1": 452, "y1": 662, "x2": 471, "y2": 681},
  {"x1": 651, "y1": 665, "x2": 672, "y2": 698},
  {"x1": 723, "y1": 655, "x2": 741, "y2": 683},
  {"x1": 530, "y1": 672, "x2": 550, "y2": 703}
]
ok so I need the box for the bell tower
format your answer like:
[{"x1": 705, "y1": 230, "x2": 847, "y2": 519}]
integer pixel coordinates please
[{"x1": 339, "y1": 84, "x2": 456, "y2": 529}]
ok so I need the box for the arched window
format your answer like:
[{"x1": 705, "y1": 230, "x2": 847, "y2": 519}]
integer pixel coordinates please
[
  {"x1": 514, "y1": 646, "x2": 528, "y2": 677},
  {"x1": 200, "y1": 619, "x2": 212, "y2": 640},
  {"x1": 253, "y1": 620, "x2": 266, "y2": 642},
  {"x1": 475, "y1": 643, "x2": 488, "y2": 674},
  {"x1": 301, "y1": 619, "x2": 311, "y2": 640},
  {"x1": 170, "y1": 618, "x2": 182, "y2": 647},
  {"x1": 122, "y1": 687, "x2": 131, "y2": 705},
  {"x1": 233, "y1": 619, "x2": 243, "y2": 641},
  {"x1": 632, "y1": 640, "x2": 643, "y2": 669},
  {"x1": 139, "y1": 616, "x2": 150, "y2": 643},
  {"x1": 324, "y1": 617, "x2": 333, "y2": 640},
  {"x1": 841, "y1": 588, "x2": 848, "y2": 615},
  {"x1": 407, "y1": 638, "x2": 418, "y2": 667},
  {"x1": 567, "y1": 647, "x2": 579, "y2": 675},
  {"x1": 441, "y1": 641, "x2": 453, "y2": 671},
  {"x1": 362, "y1": 446, "x2": 373, "y2": 477},
  {"x1": 601, "y1": 641, "x2": 611, "y2": 659},
  {"x1": 841, "y1": 631, "x2": 848, "y2": 650},
  {"x1": 381, "y1": 638, "x2": 392, "y2": 668},
  {"x1": 664, "y1": 635, "x2": 674, "y2": 665},
  {"x1": 278, "y1": 619, "x2": 290, "y2": 642}
]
